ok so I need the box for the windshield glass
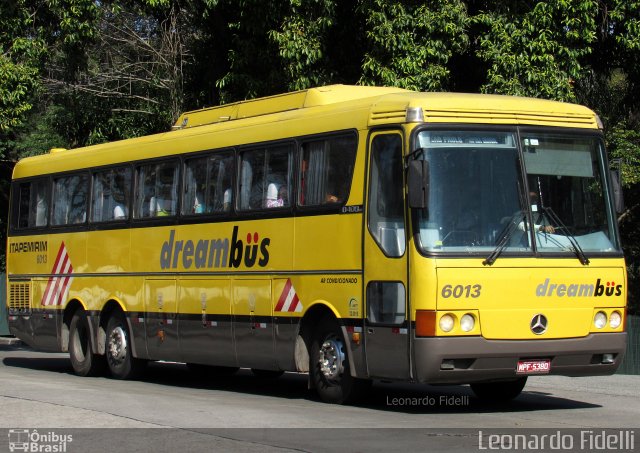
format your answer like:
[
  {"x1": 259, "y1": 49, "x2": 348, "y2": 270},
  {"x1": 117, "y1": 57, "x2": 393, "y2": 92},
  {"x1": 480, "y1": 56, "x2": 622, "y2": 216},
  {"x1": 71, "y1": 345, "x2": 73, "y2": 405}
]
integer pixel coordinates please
[
  {"x1": 414, "y1": 130, "x2": 528, "y2": 254},
  {"x1": 522, "y1": 132, "x2": 618, "y2": 253},
  {"x1": 413, "y1": 129, "x2": 619, "y2": 255}
]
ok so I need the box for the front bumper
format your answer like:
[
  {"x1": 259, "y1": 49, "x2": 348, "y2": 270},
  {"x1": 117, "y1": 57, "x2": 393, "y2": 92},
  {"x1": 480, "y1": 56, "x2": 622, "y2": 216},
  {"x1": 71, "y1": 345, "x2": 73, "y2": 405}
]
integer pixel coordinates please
[{"x1": 414, "y1": 332, "x2": 627, "y2": 384}]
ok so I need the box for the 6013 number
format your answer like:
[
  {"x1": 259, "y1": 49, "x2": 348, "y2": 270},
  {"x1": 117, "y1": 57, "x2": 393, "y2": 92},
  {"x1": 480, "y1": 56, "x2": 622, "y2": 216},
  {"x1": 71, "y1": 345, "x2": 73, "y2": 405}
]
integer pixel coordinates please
[{"x1": 441, "y1": 284, "x2": 481, "y2": 298}]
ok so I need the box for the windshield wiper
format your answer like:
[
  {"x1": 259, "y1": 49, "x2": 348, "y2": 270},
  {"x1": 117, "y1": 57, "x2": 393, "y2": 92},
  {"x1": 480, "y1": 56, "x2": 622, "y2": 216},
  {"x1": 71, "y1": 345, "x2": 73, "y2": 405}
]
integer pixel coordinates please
[
  {"x1": 542, "y1": 207, "x2": 590, "y2": 265},
  {"x1": 483, "y1": 211, "x2": 525, "y2": 266}
]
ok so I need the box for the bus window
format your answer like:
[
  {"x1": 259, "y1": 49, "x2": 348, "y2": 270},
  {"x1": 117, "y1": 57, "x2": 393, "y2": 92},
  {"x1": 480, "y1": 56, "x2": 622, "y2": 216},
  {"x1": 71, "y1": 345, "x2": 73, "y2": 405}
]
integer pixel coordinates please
[
  {"x1": 134, "y1": 160, "x2": 179, "y2": 218},
  {"x1": 238, "y1": 144, "x2": 292, "y2": 211},
  {"x1": 368, "y1": 134, "x2": 405, "y2": 257},
  {"x1": 414, "y1": 130, "x2": 522, "y2": 253},
  {"x1": 183, "y1": 151, "x2": 234, "y2": 215},
  {"x1": 52, "y1": 174, "x2": 89, "y2": 225},
  {"x1": 367, "y1": 281, "x2": 406, "y2": 325},
  {"x1": 522, "y1": 133, "x2": 617, "y2": 253},
  {"x1": 16, "y1": 179, "x2": 49, "y2": 229},
  {"x1": 91, "y1": 167, "x2": 131, "y2": 222},
  {"x1": 299, "y1": 134, "x2": 356, "y2": 206}
]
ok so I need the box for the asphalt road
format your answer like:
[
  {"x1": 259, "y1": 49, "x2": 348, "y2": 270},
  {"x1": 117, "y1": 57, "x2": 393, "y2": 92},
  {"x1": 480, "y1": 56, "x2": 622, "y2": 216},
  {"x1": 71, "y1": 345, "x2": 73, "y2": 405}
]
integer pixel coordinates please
[{"x1": 0, "y1": 343, "x2": 638, "y2": 452}]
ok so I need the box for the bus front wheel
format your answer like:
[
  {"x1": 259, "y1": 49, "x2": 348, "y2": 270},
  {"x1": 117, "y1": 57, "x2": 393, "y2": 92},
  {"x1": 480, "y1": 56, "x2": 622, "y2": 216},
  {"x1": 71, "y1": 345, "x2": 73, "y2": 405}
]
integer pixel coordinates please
[
  {"x1": 69, "y1": 310, "x2": 105, "y2": 377},
  {"x1": 310, "y1": 317, "x2": 370, "y2": 404},
  {"x1": 105, "y1": 313, "x2": 145, "y2": 380},
  {"x1": 470, "y1": 377, "x2": 527, "y2": 402}
]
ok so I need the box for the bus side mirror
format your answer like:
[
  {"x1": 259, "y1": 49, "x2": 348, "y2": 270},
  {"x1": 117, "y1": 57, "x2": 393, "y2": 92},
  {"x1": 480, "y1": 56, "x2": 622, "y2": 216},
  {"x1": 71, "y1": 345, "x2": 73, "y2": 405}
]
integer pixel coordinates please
[
  {"x1": 408, "y1": 160, "x2": 429, "y2": 209},
  {"x1": 610, "y1": 167, "x2": 625, "y2": 214}
]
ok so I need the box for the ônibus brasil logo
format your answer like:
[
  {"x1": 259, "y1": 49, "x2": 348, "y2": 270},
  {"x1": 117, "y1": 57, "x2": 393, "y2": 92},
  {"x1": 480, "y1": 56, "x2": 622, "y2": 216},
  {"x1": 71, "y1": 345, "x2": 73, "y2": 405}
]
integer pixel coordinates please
[
  {"x1": 160, "y1": 226, "x2": 270, "y2": 270},
  {"x1": 536, "y1": 278, "x2": 622, "y2": 298}
]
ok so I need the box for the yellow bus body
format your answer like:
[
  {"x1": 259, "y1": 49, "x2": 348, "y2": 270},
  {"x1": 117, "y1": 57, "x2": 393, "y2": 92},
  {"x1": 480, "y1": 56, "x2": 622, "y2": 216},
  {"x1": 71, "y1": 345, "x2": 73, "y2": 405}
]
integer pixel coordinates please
[{"x1": 6, "y1": 85, "x2": 627, "y2": 402}]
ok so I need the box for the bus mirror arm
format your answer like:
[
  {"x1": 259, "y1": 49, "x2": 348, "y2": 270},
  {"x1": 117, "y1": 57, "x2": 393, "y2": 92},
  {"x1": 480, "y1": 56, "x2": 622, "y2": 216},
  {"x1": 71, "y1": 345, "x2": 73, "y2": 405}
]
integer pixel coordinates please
[{"x1": 407, "y1": 159, "x2": 429, "y2": 209}]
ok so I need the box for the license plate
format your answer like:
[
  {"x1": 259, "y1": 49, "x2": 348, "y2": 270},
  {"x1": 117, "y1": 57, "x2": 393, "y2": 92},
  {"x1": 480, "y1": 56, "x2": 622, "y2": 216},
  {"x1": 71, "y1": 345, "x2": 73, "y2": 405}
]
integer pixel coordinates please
[{"x1": 516, "y1": 359, "x2": 551, "y2": 374}]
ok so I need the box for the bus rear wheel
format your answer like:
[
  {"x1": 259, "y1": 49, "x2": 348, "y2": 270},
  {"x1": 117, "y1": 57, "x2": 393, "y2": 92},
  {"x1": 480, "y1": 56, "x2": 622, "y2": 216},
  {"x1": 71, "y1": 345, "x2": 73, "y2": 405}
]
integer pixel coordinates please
[
  {"x1": 310, "y1": 317, "x2": 370, "y2": 404},
  {"x1": 470, "y1": 377, "x2": 527, "y2": 402},
  {"x1": 106, "y1": 312, "x2": 146, "y2": 380},
  {"x1": 69, "y1": 310, "x2": 105, "y2": 377}
]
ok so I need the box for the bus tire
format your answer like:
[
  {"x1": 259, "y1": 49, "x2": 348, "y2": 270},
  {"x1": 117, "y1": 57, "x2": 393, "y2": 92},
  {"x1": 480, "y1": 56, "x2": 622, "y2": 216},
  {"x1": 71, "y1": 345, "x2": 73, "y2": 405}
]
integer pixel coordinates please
[
  {"x1": 106, "y1": 312, "x2": 145, "y2": 380},
  {"x1": 470, "y1": 377, "x2": 527, "y2": 402},
  {"x1": 69, "y1": 310, "x2": 105, "y2": 377},
  {"x1": 309, "y1": 317, "x2": 370, "y2": 404}
]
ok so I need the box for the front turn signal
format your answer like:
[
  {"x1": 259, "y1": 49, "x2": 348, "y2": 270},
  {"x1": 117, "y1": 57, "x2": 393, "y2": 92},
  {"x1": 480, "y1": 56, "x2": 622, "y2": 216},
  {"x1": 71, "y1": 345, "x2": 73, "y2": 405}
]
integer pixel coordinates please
[{"x1": 416, "y1": 310, "x2": 437, "y2": 337}]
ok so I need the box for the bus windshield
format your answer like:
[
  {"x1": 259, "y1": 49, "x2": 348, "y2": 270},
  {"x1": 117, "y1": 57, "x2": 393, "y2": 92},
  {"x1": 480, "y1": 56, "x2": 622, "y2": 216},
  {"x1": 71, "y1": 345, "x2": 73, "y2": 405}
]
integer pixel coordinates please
[{"x1": 413, "y1": 129, "x2": 619, "y2": 255}]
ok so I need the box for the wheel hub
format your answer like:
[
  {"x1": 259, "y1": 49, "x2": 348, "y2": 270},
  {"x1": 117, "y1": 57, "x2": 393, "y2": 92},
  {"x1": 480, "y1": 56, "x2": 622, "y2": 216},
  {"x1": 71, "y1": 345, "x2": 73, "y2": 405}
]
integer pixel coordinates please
[
  {"x1": 318, "y1": 337, "x2": 345, "y2": 381},
  {"x1": 108, "y1": 326, "x2": 127, "y2": 364}
]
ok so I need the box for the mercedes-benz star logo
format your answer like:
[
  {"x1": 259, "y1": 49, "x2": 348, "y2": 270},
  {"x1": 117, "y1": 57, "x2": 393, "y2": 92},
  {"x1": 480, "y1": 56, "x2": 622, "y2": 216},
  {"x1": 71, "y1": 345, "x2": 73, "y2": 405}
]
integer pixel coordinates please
[{"x1": 530, "y1": 314, "x2": 548, "y2": 335}]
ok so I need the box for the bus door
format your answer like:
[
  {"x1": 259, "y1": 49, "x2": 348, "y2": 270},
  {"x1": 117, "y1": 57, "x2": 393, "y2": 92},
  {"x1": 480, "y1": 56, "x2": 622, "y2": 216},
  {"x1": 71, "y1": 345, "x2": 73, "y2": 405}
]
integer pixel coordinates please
[{"x1": 363, "y1": 131, "x2": 410, "y2": 379}]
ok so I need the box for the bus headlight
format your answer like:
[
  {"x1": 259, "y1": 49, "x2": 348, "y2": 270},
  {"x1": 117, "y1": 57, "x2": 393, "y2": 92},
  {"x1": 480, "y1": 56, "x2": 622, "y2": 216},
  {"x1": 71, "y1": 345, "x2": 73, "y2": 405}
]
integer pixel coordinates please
[
  {"x1": 460, "y1": 314, "x2": 475, "y2": 332},
  {"x1": 439, "y1": 314, "x2": 455, "y2": 332},
  {"x1": 609, "y1": 311, "x2": 622, "y2": 329},
  {"x1": 594, "y1": 311, "x2": 607, "y2": 329}
]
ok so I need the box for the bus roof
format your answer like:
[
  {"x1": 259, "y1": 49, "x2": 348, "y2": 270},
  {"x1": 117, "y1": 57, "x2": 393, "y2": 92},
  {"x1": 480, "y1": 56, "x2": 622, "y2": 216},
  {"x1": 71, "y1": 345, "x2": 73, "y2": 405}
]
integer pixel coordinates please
[
  {"x1": 13, "y1": 85, "x2": 599, "y2": 179},
  {"x1": 172, "y1": 84, "x2": 411, "y2": 129}
]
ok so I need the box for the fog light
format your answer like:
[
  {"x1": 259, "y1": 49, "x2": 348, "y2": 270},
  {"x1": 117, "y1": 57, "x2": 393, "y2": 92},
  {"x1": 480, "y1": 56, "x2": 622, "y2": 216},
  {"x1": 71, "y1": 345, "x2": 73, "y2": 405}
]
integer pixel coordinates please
[
  {"x1": 594, "y1": 311, "x2": 607, "y2": 329},
  {"x1": 460, "y1": 314, "x2": 475, "y2": 332},
  {"x1": 610, "y1": 311, "x2": 622, "y2": 329},
  {"x1": 439, "y1": 314, "x2": 455, "y2": 332}
]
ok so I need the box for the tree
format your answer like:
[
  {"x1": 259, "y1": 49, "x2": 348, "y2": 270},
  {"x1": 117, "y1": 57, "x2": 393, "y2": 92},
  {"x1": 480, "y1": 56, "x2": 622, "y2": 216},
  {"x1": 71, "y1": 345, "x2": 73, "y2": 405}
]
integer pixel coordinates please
[
  {"x1": 44, "y1": 0, "x2": 192, "y2": 136},
  {"x1": 0, "y1": 1, "x2": 45, "y2": 135},
  {"x1": 1, "y1": 0, "x2": 639, "y2": 305},
  {"x1": 214, "y1": 0, "x2": 290, "y2": 102},
  {"x1": 473, "y1": 0, "x2": 597, "y2": 101},
  {"x1": 270, "y1": 0, "x2": 337, "y2": 91},
  {"x1": 359, "y1": 0, "x2": 468, "y2": 91}
]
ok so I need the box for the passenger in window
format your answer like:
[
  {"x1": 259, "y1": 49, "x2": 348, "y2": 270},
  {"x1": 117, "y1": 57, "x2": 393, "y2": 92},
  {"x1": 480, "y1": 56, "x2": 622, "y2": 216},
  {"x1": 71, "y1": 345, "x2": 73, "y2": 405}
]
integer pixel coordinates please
[
  {"x1": 149, "y1": 196, "x2": 157, "y2": 215},
  {"x1": 223, "y1": 188, "x2": 232, "y2": 212},
  {"x1": 113, "y1": 204, "x2": 126, "y2": 219},
  {"x1": 193, "y1": 193, "x2": 204, "y2": 214},
  {"x1": 266, "y1": 183, "x2": 287, "y2": 208},
  {"x1": 73, "y1": 211, "x2": 86, "y2": 224},
  {"x1": 114, "y1": 201, "x2": 126, "y2": 219},
  {"x1": 150, "y1": 196, "x2": 171, "y2": 216},
  {"x1": 157, "y1": 199, "x2": 171, "y2": 216},
  {"x1": 113, "y1": 192, "x2": 127, "y2": 219},
  {"x1": 35, "y1": 193, "x2": 48, "y2": 226}
]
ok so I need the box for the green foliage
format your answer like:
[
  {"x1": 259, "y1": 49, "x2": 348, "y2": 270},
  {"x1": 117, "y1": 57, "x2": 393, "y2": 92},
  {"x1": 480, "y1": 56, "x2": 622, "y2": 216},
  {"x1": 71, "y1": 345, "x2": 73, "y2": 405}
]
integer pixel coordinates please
[
  {"x1": 608, "y1": 124, "x2": 640, "y2": 187},
  {"x1": 215, "y1": 0, "x2": 290, "y2": 102},
  {"x1": 0, "y1": 1, "x2": 46, "y2": 133},
  {"x1": 610, "y1": 0, "x2": 640, "y2": 53},
  {"x1": 359, "y1": 0, "x2": 468, "y2": 91},
  {"x1": 474, "y1": 0, "x2": 597, "y2": 101},
  {"x1": 44, "y1": 0, "x2": 100, "y2": 45},
  {"x1": 269, "y1": 0, "x2": 336, "y2": 91},
  {"x1": 1, "y1": 0, "x2": 640, "y2": 309},
  {"x1": 0, "y1": 51, "x2": 41, "y2": 133}
]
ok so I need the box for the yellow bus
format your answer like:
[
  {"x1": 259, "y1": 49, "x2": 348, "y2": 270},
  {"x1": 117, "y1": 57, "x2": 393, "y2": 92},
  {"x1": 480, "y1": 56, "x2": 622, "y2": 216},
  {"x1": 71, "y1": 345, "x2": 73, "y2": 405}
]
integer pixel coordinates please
[{"x1": 6, "y1": 85, "x2": 627, "y2": 404}]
